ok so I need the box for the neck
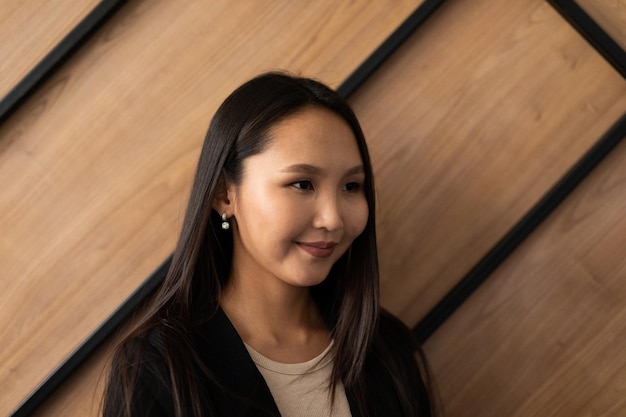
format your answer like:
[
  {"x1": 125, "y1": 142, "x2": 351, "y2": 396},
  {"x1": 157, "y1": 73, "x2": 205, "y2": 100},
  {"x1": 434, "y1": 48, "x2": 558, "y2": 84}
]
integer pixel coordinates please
[
  {"x1": 220, "y1": 268, "x2": 331, "y2": 362},
  {"x1": 221, "y1": 274, "x2": 321, "y2": 339}
]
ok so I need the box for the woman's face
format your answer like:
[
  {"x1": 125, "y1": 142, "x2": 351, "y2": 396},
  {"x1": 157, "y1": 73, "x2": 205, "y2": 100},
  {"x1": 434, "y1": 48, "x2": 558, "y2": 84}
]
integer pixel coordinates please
[{"x1": 224, "y1": 106, "x2": 369, "y2": 290}]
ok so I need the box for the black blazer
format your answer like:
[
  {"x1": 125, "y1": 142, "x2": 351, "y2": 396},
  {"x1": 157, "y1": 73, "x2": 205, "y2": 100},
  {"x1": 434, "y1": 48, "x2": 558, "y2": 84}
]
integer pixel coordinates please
[{"x1": 109, "y1": 308, "x2": 427, "y2": 416}]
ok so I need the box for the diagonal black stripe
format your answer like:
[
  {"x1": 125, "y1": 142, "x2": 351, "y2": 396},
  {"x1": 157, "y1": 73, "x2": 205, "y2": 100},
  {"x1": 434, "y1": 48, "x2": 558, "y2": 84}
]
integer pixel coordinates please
[
  {"x1": 9, "y1": 1, "x2": 446, "y2": 415},
  {"x1": 414, "y1": 112, "x2": 626, "y2": 343},
  {"x1": 10, "y1": 258, "x2": 169, "y2": 417},
  {"x1": 548, "y1": 0, "x2": 626, "y2": 78},
  {"x1": 413, "y1": 0, "x2": 626, "y2": 343},
  {"x1": 0, "y1": 0, "x2": 128, "y2": 126},
  {"x1": 338, "y1": 0, "x2": 446, "y2": 98}
]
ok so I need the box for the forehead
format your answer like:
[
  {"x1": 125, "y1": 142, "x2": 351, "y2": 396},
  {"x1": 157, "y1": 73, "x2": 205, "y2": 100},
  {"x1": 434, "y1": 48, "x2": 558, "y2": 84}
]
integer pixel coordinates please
[{"x1": 258, "y1": 107, "x2": 362, "y2": 165}]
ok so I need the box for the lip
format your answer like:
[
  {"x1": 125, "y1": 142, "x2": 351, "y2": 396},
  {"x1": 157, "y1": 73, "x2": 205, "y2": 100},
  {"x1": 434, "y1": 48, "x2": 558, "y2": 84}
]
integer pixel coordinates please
[{"x1": 296, "y1": 241, "x2": 337, "y2": 259}]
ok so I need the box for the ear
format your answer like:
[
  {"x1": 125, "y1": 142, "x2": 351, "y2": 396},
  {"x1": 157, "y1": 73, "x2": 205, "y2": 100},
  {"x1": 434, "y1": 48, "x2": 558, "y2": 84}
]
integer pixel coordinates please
[{"x1": 212, "y1": 173, "x2": 236, "y2": 216}]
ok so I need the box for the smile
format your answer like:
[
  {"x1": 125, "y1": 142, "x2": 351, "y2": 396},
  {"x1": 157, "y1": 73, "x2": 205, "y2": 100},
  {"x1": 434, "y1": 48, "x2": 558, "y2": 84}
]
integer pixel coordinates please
[{"x1": 296, "y1": 241, "x2": 337, "y2": 259}]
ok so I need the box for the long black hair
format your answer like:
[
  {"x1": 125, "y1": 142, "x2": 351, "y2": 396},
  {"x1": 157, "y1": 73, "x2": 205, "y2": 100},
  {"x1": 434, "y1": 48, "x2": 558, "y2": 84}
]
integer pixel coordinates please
[{"x1": 103, "y1": 72, "x2": 436, "y2": 416}]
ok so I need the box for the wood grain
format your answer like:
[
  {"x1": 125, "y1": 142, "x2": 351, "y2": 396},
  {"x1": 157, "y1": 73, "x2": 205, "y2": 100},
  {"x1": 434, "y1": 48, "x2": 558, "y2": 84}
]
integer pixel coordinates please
[
  {"x1": 0, "y1": 0, "x2": 422, "y2": 414},
  {"x1": 29, "y1": 304, "x2": 151, "y2": 417},
  {"x1": 27, "y1": 333, "x2": 113, "y2": 417},
  {"x1": 425, "y1": 127, "x2": 626, "y2": 417},
  {"x1": 6, "y1": 0, "x2": 626, "y2": 415},
  {"x1": 577, "y1": 0, "x2": 626, "y2": 51},
  {"x1": 349, "y1": 0, "x2": 626, "y2": 326},
  {"x1": 0, "y1": 0, "x2": 100, "y2": 101}
]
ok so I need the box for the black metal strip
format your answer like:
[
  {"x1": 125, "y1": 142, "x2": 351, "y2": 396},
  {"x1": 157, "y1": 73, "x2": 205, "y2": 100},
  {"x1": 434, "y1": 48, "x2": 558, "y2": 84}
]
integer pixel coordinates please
[
  {"x1": 548, "y1": 0, "x2": 626, "y2": 78},
  {"x1": 337, "y1": 0, "x2": 446, "y2": 98},
  {"x1": 414, "y1": 112, "x2": 626, "y2": 343},
  {"x1": 0, "y1": 0, "x2": 128, "y2": 126},
  {"x1": 413, "y1": 0, "x2": 626, "y2": 343},
  {"x1": 10, "y1": 258, "x2": 170, "y2": 417},
  {"x1": 10, "y1": 1, "x2": 445, "y2": 415}
]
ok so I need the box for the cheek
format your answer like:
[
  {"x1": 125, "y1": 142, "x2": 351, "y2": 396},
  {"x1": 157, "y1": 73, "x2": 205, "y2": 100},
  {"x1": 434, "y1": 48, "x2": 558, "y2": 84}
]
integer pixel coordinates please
[
  {"x1": 235, "y1": 177, "x2": 278, "y2": 217},
  {"x1": 234, "y1": 185, "x2": 301, "y2": 244},
  {"x1": 346, "y1": 198, "x2": 369, "y2": 238}
]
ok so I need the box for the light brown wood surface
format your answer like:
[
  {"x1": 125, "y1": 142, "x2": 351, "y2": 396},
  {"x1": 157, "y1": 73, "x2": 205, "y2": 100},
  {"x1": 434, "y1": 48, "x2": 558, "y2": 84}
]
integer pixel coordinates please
[
  {"x1": 350, "y1": 0, "x2": 626, "y2": 326},
  {"x1": 28, "y1": 333, "x2": 113, "y2": 417},
  {"x1": 29, "y1": 304, "x2": 151, "y2": 417},
  {"x1": 0, "y1": 0, "x2": 423, "y2": 414},
  {"x1": 425, "y1": 123, "x2": 626, "y2": 417},
  {"x1": 577, "y1": 0, "x2": 626, "y2": 51},
  {"x1": 5, "y1": 0, "x2": 626, "y2": 415},
  {"x1": 0, "y1": 0, "x2": 100, "y2": 101}
]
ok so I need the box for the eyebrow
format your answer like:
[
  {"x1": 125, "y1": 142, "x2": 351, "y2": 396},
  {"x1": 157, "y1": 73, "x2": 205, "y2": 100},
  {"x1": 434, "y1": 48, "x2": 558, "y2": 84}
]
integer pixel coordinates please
[{"x1": 280, "y1": 164, "x2": 364, "y2": 177}]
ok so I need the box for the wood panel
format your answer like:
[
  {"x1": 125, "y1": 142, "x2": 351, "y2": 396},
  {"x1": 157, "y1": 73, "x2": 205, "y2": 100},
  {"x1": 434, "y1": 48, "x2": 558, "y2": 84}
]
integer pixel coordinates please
[
  {"x1": 424, "y1": 125, "x2": 626, "y2": 417},
  {"x1": 577, "y1": 0, "x2": 626, "y2": 51},
  {"x1": 349, "y1": 0, "x2": 626, "y2": 327},
  {"x1": 29, "y1": 304, "x2": 150, "y2": 417},
  {"x1": 0, "y1": 0, "x2": 423, "y2": 415},
  {"x1": 27, "y1": 331, "x2": 115, "y2": 417},
  {"x1": 0, "y1": 0, "x2": 100, "y2": 101}
]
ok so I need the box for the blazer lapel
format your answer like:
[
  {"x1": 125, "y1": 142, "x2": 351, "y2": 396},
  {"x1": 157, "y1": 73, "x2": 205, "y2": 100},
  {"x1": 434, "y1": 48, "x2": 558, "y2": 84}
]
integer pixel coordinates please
[{"x1": 192, "y1": 308, "x2": 281, "y2": 417}]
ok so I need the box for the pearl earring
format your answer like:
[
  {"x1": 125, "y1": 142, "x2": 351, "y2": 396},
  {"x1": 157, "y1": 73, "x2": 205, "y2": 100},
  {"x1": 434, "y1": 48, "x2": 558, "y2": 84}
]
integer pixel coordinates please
[{"x1": 221, "y1": 212, "x2": 230, "y2": 230}]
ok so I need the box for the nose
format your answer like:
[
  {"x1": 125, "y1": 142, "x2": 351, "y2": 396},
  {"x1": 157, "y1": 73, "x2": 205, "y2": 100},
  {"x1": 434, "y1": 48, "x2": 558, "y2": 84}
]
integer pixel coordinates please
[{"x1": 312, "y1": 193, "x2": 343, "y2": 231}]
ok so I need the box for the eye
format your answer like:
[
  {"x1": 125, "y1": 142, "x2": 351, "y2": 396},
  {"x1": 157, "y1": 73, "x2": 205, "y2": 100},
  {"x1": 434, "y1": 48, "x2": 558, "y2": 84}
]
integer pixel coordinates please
[
  {"x1": 291, "y1": 180, "x2": 314, "y2": 191},
  {"x1": 343, "y1": 182, "x2": 362, "y2": 193}
]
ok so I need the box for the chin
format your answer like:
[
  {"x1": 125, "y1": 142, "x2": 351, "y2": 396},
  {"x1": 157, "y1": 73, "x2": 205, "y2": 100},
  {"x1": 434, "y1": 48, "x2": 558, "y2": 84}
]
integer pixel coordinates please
[{"x1": 289, "y1": 273, "x2": 330, "y2": 288}]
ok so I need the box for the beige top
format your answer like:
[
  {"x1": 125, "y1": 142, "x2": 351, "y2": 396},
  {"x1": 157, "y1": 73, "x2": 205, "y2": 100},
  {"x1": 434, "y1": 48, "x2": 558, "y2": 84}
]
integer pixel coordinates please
[{"x1": 244, "y1": 341, "x2": 352, "y2": 417}]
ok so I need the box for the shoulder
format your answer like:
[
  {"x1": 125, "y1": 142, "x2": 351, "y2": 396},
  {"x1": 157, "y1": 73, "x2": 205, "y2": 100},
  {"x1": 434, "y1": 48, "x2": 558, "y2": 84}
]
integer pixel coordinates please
[
  {"x1": 362, "y1": 310, "x2": 436, "y2": 416},
  {"x1": 113, "y1": 325, "x2": 170, "y2": 378},
  {"x1": 368, "y1": 309, "x2": 421, "y2": 376},
  {"x1": 103, "y1": 326, "x2": 175, "y2": 416},
  {"x1": 376, "y1": 309, "x2": 419, "y2": 351}
]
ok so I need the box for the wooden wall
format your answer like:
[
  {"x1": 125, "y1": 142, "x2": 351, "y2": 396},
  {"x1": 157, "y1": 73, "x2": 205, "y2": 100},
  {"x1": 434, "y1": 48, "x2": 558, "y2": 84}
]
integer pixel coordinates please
[
  {"x1": 1, "y1": 0, "x2": 625, "y2": 416},
  {"x1": 351, "y1": 0, "x2": 626, "y2": 325},
  {"x1": 578, "y1": 0, "x2": 626, "y2": 50},
  {"x1": 0, "y1": 0, "x2": 99, "y2": 100},
  {"x1": 0, "y1": 1, "x2": 422, "y2": 415},
  {"x1": 426, "y1": 135, "x2": 626, "y2": 416}
]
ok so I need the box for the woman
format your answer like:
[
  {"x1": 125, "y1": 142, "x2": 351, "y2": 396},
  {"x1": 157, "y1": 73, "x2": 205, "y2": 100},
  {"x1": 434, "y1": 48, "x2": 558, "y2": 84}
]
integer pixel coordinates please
[{"x1": 103, "y1": 72, "x2": 437, "y2": 416}]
